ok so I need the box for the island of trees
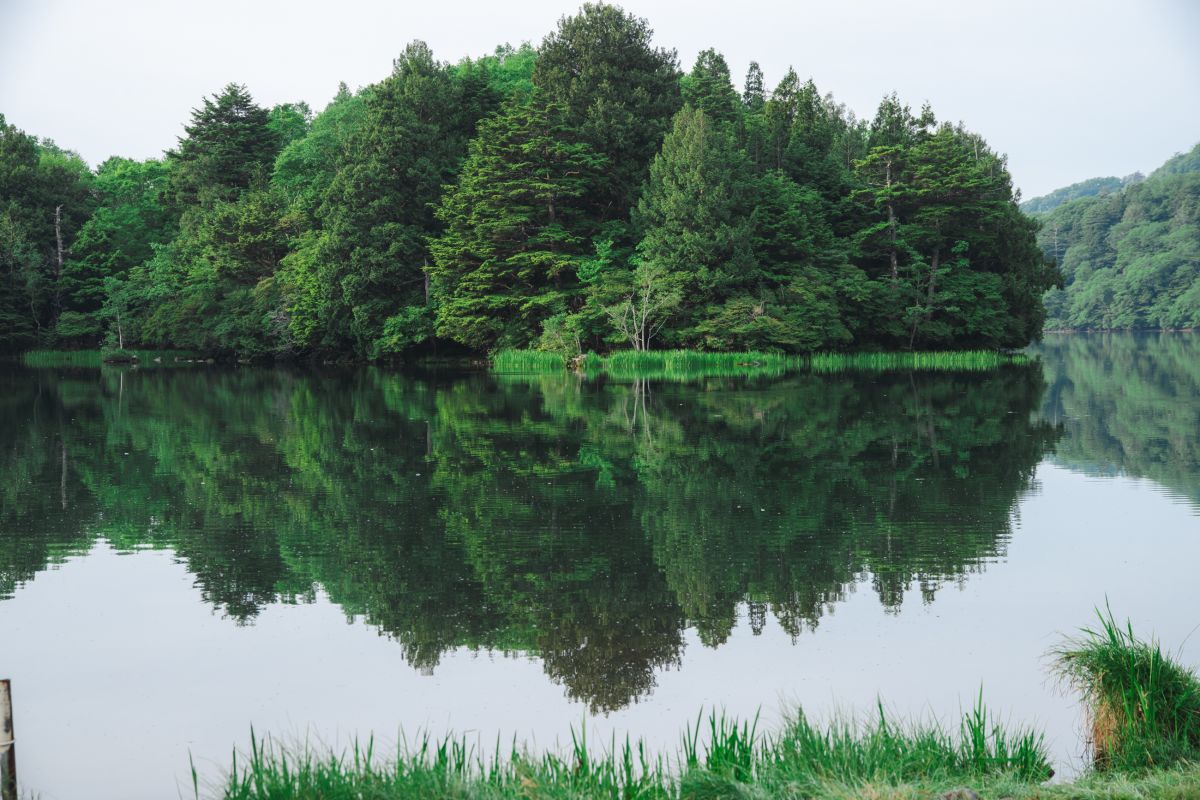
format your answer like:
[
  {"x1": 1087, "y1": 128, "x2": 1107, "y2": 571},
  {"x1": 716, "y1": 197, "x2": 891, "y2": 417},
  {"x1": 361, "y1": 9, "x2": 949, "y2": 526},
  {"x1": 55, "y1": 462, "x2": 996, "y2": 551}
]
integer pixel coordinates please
[{"x1": 1, "y1": 4, "x2": 1060, "y2": 360}]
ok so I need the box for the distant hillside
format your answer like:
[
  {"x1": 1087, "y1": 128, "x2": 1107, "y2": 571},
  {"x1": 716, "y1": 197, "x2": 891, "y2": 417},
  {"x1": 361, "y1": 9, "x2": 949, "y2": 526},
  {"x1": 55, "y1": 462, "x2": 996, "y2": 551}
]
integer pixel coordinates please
[
  {"x1": 1038, "y1": 141, "x2": 1200, "y2": 331},
  {"x1": 1021, "y1": 174, "x2": 1142, "y2": 215}
]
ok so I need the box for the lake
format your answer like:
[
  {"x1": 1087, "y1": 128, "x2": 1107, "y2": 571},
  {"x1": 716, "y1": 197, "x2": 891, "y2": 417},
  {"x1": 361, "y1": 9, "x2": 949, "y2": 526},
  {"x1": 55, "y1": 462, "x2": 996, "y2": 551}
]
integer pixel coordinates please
[{"x1": 1, "y1": 332, "x2": 1197, "y2": 799}]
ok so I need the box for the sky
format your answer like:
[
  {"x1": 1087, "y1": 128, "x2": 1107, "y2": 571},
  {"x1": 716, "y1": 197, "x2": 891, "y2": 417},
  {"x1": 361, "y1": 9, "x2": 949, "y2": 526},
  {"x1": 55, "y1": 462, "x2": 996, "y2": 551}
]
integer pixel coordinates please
[{"x1": 1, "y1": 0, "x2": 1198, "y2": 199}]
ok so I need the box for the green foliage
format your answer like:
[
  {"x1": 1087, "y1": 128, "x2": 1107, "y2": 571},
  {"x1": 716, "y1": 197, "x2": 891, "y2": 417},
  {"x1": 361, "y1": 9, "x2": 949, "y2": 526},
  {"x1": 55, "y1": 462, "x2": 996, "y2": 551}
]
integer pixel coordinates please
[
  {"x1": 429, "y1": 94, "x2": 607, "y2": 351},
  {"x1": 1037, "y1": 143, "x2": 1200, "y2": 331},
  {"x1": 633, "y1": 105, "x2": 757, "y2": 345},
  {"x1": 533, "y1": 3, "x2": 682, "y2": 218},
  {"x1": 1021, "y1": 174, "x2": 1138, "y2": 215},
  {"x1": 211, "y1": 700, "x2": 1050, "y2": 800},
  {"x1": 1, "y1": 11, "x2": 1065, "y2": 360},
  {"x1": 491, "y1": 348, "x2": 565, "y2": 373},
  {"x1": 1053, "y1": 607, "x2": 1200, "y2": 772}
]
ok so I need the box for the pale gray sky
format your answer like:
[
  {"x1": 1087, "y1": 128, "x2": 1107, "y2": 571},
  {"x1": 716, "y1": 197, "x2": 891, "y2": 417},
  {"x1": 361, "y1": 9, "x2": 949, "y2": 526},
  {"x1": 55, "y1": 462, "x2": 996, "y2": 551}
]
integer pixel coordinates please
[{"x1": 1, "y1": 0, "x2": 1197, "y2": 199}]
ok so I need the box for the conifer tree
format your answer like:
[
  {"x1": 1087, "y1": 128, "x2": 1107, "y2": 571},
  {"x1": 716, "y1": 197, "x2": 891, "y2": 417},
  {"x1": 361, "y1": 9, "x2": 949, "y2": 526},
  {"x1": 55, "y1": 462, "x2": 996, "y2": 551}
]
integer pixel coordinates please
[
  {"x1": 429, "y1": 95, "x2": 607, "y2": 351},
  {"x1": 534, "y1": 3, "x2": 681, "y2": 218},
  {"x1": 632, "y1": 105, "x2": 757, "y2": 345}
]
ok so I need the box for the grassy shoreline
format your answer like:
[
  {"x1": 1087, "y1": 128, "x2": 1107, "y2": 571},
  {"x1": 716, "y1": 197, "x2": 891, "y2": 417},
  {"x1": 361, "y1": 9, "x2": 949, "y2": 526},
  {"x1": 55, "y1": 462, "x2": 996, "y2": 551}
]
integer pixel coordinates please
[{"x1": 205, "y1": 612, "x2": 1199, "y2": 800}]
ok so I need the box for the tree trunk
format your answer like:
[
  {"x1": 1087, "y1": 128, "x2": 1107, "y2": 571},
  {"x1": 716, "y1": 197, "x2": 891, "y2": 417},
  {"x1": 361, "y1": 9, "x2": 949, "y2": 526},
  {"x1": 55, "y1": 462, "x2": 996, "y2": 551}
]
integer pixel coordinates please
[{"x1": 53, "y1": 205, "x2": 64, "y2": 319}]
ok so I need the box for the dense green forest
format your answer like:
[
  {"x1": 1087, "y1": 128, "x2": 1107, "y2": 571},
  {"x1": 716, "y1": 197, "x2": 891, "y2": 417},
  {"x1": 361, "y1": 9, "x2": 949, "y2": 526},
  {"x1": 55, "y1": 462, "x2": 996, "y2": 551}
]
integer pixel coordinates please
[
  {"x1": 1020, "y1": 174, "x2": 1141, "y2": 215},
  {"x1": 1032, "y1": 143, "x2": 1200, "y2": 330},
  {"x1": 1, "y1": 4, "x2": 1057, "y2": 359}
]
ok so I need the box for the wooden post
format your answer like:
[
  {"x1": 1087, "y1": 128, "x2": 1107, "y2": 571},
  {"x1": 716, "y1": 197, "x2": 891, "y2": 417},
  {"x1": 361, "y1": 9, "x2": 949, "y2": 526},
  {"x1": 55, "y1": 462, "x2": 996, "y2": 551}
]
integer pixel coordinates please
[{"x1": 0, "y1": 679, "x2": 15, "y2": 800}]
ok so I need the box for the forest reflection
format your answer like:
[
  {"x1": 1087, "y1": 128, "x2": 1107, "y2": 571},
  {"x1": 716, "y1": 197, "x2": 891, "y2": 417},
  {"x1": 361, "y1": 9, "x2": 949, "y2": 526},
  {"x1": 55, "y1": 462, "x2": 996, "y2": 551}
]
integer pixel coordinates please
[{"x1": 1, "y1": 360, "x2": 1067, "y2": 711}]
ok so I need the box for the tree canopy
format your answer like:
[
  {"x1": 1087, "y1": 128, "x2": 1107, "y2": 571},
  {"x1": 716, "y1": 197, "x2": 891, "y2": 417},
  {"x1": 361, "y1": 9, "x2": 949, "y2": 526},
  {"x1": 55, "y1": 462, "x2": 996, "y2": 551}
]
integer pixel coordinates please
[{"x1": 1, "y1": 5, "x2": 1072, "y2": 358}]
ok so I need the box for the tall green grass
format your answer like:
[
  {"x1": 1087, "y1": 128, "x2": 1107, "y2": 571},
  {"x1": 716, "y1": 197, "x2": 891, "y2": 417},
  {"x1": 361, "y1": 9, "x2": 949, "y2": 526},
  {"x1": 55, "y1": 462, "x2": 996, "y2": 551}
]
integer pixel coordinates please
[
  {"x1": 210, "y1": 701, "x2": 1050, "y2": 800},
  {"x1": 490, "y1": 349, "x2": 566, "y2": 373},
  {"x1": 21, "y1": 349, "x2": 202, "y2": 367},
  {"x1": 600, "y1": 350, "x2": 797, "y2": 381},
  {"x1": 1052, "y1": 607, "x2": 1200, "y2": 772}
]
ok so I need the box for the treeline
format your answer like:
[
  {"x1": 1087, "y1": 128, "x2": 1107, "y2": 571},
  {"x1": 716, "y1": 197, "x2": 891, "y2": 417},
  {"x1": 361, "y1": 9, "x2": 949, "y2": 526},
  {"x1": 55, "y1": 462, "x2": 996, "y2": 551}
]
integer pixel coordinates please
[
  {"x1": 1020, "y1": 173, "x2": 1142, "y2": 215},
  {"x1": 1035, "y1": 142, "x2": 1200, "y2": 330},
  {"x1": 0, "y1": 4, "x2": 1056, "y2": 359}
]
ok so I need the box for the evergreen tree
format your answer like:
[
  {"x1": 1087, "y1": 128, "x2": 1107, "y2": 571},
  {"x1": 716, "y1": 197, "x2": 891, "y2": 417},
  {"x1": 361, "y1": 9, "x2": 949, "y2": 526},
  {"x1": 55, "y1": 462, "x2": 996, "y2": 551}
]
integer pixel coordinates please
[
  {"x1": 742, "y1": 62, "x2": 765, "y2": 111},
  {"x1": 632, "y1": 105, "x2": 758, "y2": 345},
  {"x1": 292, "y1": 41, "x2": 486, "y2": 356},
  {"x1": 533, "y1": 3, "x2": 681, "y2": 218},
  {"x1": 429, "y1": 94, "x2": 607, "y2": 352},
  {"x1": 681, "y1": 49, "x2": 740, "y2": 126},
  {"x1": 169, "y1": 83, "x2": 280, "y2": 205}
]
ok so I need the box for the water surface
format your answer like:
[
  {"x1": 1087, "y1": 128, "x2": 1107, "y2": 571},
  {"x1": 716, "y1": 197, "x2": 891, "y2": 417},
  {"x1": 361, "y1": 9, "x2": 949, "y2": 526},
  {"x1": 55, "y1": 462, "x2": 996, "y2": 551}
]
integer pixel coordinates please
[{"x1": 1, "y1": 333, "x2": 1197, "y2": 799}]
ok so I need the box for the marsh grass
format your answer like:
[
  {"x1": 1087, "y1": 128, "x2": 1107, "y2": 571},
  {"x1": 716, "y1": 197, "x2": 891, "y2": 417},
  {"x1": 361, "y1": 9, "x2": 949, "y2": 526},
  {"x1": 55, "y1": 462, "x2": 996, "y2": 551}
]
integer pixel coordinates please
[
  {"x1": 211, "y1": 702, "x2": 1050, "y2": 799},
  {"x1": 1052, "y1": 607, "x2": 1200, "y2": 772},
  {"x1": 21, "y1": 349, "x2": 198, "y2": 367},
  {"x1": 490, "y1": 349, "x2": 565, "y2": 373}
]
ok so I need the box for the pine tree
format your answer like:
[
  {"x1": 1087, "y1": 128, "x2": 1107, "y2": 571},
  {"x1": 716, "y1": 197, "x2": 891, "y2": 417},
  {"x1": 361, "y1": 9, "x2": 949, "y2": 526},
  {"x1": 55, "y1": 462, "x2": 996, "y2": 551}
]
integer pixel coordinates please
[
  {"x1": 533, "y1": 3, "x2": 681, "y2": 219},
  {"x1": 170, "y1": 83, "x2": 280, "y2": 205},
  {"x1": 681, "y1": 49, "x2": 740, "y2": 126},
  {"x1": 633, "y1": 105, "x2": 757, "y2": 345},
  {"x1": 429, "y1": 95, "x2": 607, "y2": 352}
]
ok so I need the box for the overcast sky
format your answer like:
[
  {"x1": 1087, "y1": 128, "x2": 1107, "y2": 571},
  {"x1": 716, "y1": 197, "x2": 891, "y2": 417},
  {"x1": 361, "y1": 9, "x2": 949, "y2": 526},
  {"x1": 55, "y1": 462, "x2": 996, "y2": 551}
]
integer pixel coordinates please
[{"x1": 1, "y1": 0, "x2": 1197, "y2": 199}]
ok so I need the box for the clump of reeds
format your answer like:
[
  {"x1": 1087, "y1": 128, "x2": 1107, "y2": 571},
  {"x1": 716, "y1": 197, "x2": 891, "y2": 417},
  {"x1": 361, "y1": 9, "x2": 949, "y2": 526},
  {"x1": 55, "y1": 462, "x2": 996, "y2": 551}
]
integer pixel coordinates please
[
  {"x1": 1052, "y1": 606, "x2": 1200, "y2": 771},
  {"x1": 21, "y1": 349, "x2": 105, "y2": 367},
  {"x1": 600, "y1": 349, "x2": 796, "y2": 382},
  {"x1": 490, "y1": 348, "x2": 566, "y2": 373},
  {"x1": 21, "y1": 349, "x2": 199, "y2": 368}
]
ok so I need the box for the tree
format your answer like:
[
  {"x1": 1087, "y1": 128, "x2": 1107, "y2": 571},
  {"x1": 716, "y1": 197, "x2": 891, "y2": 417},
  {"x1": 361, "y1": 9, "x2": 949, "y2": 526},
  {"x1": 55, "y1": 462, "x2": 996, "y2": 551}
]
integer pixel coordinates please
[
  {"x1": 169, "y1": 83, "x2": 280, "y2": 205},
  {"x1": 287, "y1": 41, "x2": 487, "y2": 356},
  {"x1": 632, "y1": 105, "x2": 758, "y2": 346},
  {"x1": 429, "y1": 94, "x2": 607, "y2": 352},
  {"x1": 681, "y1": 49, "x2": 740, "y2": 126},
  {"x1": 533, "y1": 3, "x2": 681, "y2": 218}
]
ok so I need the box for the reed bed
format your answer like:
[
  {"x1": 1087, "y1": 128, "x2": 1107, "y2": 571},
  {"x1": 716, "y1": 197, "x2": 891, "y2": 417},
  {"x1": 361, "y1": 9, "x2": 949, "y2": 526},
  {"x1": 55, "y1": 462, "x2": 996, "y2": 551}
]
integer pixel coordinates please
[
  {"x1": 21, "y1": 349, "x2": 198, "y2": 367},
  {"x1": 1052, "y1": 607, "x2": 1200, "y2": 772},
  {"x1": 489, "y1": 348, "x2": 566, "y2": 373},
  {"x1": 211, "y1": 702, "x2": 1050, "y2": 800}
]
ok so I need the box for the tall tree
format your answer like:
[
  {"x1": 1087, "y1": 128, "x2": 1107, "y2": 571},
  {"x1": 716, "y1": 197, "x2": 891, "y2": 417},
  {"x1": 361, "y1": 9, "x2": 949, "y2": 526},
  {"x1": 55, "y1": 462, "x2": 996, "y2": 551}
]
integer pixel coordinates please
[
  {"x1": 287, "y1": 41, "x2": 489, "y2": 356},
  {"x1": 681, "y1": 49, "x2": 740, "y2": 126},
  {"x1": 169, "y1": 83, "x2": 281, "y2": 206},
  {"x1": 429, "y1": 94, "x2": 606, "y2": 352},
  {"x1": 632, "y1": 105, "x2": 757, "y2": 346},
  {"x1": 533, "y1": 3, "x2": 681, "y2": 219}
]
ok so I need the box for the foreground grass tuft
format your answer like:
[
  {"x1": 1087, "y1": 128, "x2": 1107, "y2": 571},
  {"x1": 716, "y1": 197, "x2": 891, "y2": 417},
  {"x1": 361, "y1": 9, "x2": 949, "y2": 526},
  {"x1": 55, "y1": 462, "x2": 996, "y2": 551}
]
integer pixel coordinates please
[{"x1": 1052, "y1": 607, "x2": 1200, "y2": 772}]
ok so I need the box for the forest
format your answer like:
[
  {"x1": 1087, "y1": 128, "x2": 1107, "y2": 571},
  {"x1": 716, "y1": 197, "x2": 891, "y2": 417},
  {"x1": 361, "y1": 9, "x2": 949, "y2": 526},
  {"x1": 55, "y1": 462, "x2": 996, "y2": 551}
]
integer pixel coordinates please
[
  {"x1": 1, "y1": 4, "x2": 1058, "y2": 360},
  {"x1": 1032, "y1": 142, "x2": 1200, "y2": 330}
]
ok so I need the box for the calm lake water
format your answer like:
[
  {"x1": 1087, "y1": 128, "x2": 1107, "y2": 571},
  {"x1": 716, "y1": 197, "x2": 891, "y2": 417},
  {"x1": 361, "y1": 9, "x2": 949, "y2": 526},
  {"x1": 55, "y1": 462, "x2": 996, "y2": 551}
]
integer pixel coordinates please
[{"x1": 1, "y1": 333, "x2": 1197, "y2": 799}]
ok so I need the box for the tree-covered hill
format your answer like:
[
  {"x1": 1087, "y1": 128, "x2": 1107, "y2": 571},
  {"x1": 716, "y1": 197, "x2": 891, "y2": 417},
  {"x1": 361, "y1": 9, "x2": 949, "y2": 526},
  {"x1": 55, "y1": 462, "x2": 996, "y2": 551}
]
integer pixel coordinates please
[
  {"x1": 1037, "y1": 141, "x2": 1200, "y2": 331},
  {"x1": 1, "y1": 4, "x2": 1058, "y2": 359},
  {"x1": 1020, "y1": 173, "x2": 1142, "y2": 215}
]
